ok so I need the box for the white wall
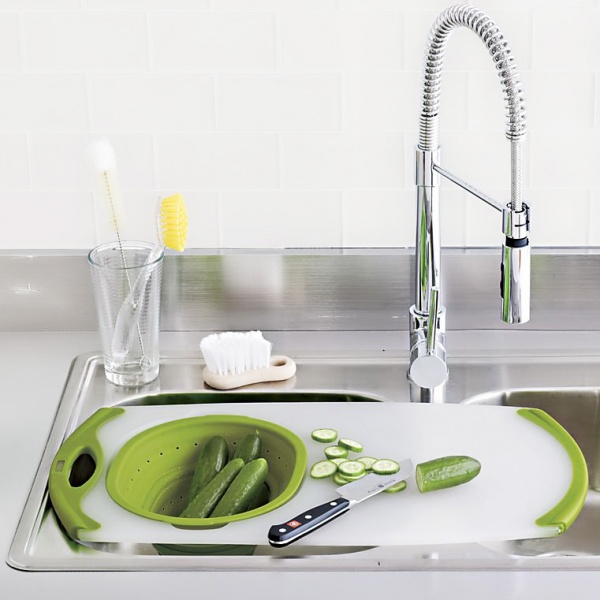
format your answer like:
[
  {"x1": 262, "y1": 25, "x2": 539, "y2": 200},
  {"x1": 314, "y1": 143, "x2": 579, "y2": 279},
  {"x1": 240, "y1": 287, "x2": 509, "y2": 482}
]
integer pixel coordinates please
[{"x1": 0, "y1": 0, "x2": 597, "y2": 250}]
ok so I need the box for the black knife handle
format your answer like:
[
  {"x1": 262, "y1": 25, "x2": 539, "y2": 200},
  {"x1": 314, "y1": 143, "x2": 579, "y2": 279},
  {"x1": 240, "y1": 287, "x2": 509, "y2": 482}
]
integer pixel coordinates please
[{"x1": 267, "y1": 497, "x2": 351, "y2": 547}]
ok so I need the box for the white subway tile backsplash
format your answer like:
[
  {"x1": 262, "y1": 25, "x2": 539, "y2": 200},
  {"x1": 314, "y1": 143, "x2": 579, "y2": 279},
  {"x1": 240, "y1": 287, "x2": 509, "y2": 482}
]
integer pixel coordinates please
[
  {"x1": 220, "y1": 191, "x2": 342, "y2": 248},
  {"x1": 156, "y1": 133, "x2": 280, "y2": 190},
  {"x1": 84, "y1": 0, "x2": 209, "y2": 8},
  {"x1": 440, "y1": 188, "x2": 468, "y2": 248},
  {"x1": 342, "y1": 73, "x2": 406, "y2": 132},
  {"x1": 0, "y1": 134, "x2": 30, "y2": 189},
  {"x1": 529, "y1": 188, "x2": 590, "y2": 246},
  {"x1": 214, "y1": 0, "x2": 338, "y2": 9},
  {"x1": 588, "y1": 190, "x2": 600, "y2": 245},
  {"x1": 0, "y1": 191, "x2": 95, "y2": 249},
  {"x1": 91, "y1": 74, "x2": 215, "y2": 132},
  {"x1": 531, "y1": 131, "x2": 600, "y2": 189},
  {"x1": 522, "y1": 71, "x2": 596, "y2": 131},
  {"x1": 279, "y1": 11, "x2": 403, "y2": 72},
  {"x1": 0, "y1": 13, "x2": 20, "y2": 71},
  {"x1": 0, "y1": 1, "x2": 79, "y2": 9},
  {"x1": 0, "y1": 74, "x2": 88, "y2": 131},
  {"x1": 343, "y1": 190, "x2": 414, "y2": 248},
  {"x1": 184, "y1": 191, "x2": 221, "y2": 248},
  {"x1": 282, "y1": 132, "x2": 403, "y2": 190},
  {"x1": 150, "y1": 12, "x2": 275, "y2": 71},
  {"x1": 217, "y1": 74, "x2": 341, "y2": 131},
  {"x1": 29, "y1": 133, "x2": 155, "y2": 191},
  {"x1": 0, "y1": 2, "x2": 598, "y2": 250},
  {"x1": 533, "y1": 10, "x2": 600, "y2": 71},
  {"x1": 22, "y1": 12, "x2": 149, "y2": 72},
  {"x1": 465, "y1": 189, "x2": 504, "y2": 247}
]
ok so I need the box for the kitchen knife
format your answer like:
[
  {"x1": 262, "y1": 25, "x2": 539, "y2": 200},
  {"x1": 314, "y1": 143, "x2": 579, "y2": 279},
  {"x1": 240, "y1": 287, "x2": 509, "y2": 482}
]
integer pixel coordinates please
[{"x1": 267, "y1": 459, "x2": 414, "y2": 547}]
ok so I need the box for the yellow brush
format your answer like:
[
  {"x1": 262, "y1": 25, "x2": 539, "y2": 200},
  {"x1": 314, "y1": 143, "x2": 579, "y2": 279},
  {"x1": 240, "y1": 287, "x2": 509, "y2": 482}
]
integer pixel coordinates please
[{"x1": 157, "y1": 192, "x2": 188, "y2": 252}]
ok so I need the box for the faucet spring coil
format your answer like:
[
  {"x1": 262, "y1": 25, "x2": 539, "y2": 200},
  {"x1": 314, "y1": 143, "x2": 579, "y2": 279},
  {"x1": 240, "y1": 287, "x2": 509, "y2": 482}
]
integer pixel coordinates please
[{"x1": 418, "y1": 4, "x2": 527, "y2": 152}]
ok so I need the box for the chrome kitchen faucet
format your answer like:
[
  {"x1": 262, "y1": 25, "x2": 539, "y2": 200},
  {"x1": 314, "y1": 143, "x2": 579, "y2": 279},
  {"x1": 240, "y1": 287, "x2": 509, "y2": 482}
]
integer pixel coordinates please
[{"x1": 408, "y1": 5, "x2": 530, "y2": 400}]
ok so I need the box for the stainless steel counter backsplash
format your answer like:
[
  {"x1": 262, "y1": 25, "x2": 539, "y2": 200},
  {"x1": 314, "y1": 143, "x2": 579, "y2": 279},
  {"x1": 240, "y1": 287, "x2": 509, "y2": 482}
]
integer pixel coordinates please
[{"x1": 1, "y1": 249, "x2": 599, "y2": 332}]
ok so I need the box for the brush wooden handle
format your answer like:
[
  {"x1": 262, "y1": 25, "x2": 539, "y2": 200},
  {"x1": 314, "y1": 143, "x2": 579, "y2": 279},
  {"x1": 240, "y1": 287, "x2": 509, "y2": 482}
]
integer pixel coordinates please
[{"x1": 203, "y1": 355, "x2": 296, "y2": 390}]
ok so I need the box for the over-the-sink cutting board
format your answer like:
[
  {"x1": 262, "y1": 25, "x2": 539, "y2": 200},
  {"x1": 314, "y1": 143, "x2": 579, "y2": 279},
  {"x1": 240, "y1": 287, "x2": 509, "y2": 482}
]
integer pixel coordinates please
[{"x1": 51, "y1": 402, "x2": 587, "y2": 546}]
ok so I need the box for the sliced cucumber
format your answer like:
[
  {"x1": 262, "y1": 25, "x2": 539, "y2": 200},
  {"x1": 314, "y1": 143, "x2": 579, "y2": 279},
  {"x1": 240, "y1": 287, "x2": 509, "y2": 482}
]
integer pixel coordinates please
[
  {"x1": 371, "y1": 459, "x2": 400, "y2": 475},
  {"x1": 324, "y1": 445, "x2": 348, "y2": 459},
  {"x1": 338, "y1": 438, "x2": 364, "y2": 453},
  {"x1": 329, "y1": 457, "x2": 348, "y2": 466},
  {"x1": 333, "y1": 472, "x2": 349, "y2": 486},
  {"x1": 357, "y1": 456, "x2": 378, "y2": 471},
  {"x1": 337, "y1": 460, "x2": 366, "y2": 478},
  {"x1": 311, "y1": 428, "x2": 338, "y2": 443},
  {"x1": 384, "y1": 480, "x2": 407, "y2": 494},
  {"x1": 333, "y1": 471, "x2": 367, "y2": 485},
  {"x1": 310, "y1": 460, "x2": 338, "y2": 479}
]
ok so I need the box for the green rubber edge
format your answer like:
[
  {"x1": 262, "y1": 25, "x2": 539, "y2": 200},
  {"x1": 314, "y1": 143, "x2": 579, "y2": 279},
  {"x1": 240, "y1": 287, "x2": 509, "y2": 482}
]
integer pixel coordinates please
[
  {"x1": 517, "y1": 408, "x2": 588, "y2": 534},
  {"x1": 48, "y1": 407, "x2": 125, "y2": 539}
]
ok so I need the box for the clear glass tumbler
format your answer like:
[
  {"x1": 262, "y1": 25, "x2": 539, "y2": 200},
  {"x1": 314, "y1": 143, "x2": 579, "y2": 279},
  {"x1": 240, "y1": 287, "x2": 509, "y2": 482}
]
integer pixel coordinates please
[{"x1": 88, "y1": 241, "x2": 164, "y2": 387}]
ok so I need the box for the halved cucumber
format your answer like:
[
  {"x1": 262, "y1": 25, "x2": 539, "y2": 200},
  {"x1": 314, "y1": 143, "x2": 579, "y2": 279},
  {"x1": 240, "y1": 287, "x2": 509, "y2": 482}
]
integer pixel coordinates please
[
  {"x1": 337, "y1": 460, "x2": 366, "y2": 478},
  {"x1": 338, "y1": 438, "x2": 364, "y2": 453},
  {"x1": 311, "y1": 428, "x2": 338, "y2": 443},
  {"x1": 416, "y1": 455, "x2": 481, "y2": 493},
  {"x1": 371, "y1": 459, "x2": 400, "y2": 475},
  {"x1": 324, "y1": 445, "x2": 348, "y2": 459},
  {"x1": 310, "y1": 460, "x2": 338, "y2": 479}
]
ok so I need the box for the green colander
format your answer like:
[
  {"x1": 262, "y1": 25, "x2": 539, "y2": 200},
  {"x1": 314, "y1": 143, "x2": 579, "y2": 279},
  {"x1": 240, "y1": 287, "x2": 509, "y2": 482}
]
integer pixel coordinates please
[
  {"x1": 48, "y1": 407, "x2": 307, "y2": 540},
  {"x1": 107, "y1": 414, "x2": 306, "y2": 528}
]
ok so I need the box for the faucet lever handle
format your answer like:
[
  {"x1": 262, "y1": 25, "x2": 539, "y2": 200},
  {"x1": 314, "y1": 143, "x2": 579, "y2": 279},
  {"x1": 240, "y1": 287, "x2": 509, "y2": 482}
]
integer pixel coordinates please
[{"x1": 426, "y1": 286, "x2": 440, "y2": 354}]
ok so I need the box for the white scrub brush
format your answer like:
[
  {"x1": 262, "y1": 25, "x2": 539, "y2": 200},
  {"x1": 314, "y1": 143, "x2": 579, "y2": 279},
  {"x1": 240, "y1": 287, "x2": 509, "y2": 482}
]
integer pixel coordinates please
[{"x1": 200, "y1": 331, "x2": 296, "y2": 390}]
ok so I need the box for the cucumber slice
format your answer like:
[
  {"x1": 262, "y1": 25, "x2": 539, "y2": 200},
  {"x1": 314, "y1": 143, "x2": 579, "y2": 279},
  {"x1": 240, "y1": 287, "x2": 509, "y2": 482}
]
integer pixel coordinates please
[
  {"x1": 371, "y1": 459, "x2": 400, "y2": 475},
  {"x1": 338, "y1": 438, "x2": 364, "y2": 453},
  {"x1": 336, "y1": 471, "x2": 367, "y2": 484},
  {"x1": 310, "y1": 460, "x2": 337, "y2": 479},
  {"x1": 384, "y1": 480, "x2": 407, "y2": 494},
  {"x1": 329, "y1": 457, "x2": 348, "y2": 466},
  {"x1": 324, "y1": 445, "x2": 348, "y2": 459},
  {"x1": 357, "y1": 456, "x2": 378, "y2": 471},
  {"x1": 311, "y1": 428, "x2": 338, "y2": 443},
  {"x1": 333, "y1": 472, "x2": 349, "y2": 486},
  {"x1": 337, "y1": 460, "x2": 366, "y2": 478}
]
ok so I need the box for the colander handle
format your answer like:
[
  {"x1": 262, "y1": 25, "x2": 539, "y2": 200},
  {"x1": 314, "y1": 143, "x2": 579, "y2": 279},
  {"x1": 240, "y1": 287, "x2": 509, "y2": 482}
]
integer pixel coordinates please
[{"x1": 48, "y1": 407, "x2": 125, "y2": 540}]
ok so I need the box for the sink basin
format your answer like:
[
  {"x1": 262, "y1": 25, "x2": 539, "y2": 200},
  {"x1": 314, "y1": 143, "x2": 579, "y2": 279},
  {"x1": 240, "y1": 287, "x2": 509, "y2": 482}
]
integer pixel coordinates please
[
  {"x1": 463, "y1": 388, "x2": 600, "y2": 558},
  {"x1": 8, "y1": 347, "x2": 600, "y2": 571}
]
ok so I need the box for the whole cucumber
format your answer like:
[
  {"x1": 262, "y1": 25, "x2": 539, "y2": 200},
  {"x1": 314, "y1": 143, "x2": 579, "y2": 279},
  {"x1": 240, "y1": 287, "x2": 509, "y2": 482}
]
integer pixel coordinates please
[
  {"x1": 210, "y1": 458, "x2": 269, "y2": 518},
  {"x1": 187, "y1": 435, "x2": 229, "y2": 503},
  {"x1": 233, "y1": 431, "x2": 262, "y2": 464},
  {"x1": 246, "y1": 482, "x2": 270, "y2": 511},
  {"x1": 416, "y1": 455, "x2": 481, "y2": 493},
  {"x1": 180, "y1": 458, "x2": 245, "y2": 518}
]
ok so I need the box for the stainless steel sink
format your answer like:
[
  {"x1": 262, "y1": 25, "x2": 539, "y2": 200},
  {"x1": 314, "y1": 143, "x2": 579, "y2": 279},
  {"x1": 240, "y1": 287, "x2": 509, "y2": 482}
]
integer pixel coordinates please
[
  {"x1": 8, "y1": 347, "x2": 600, "y2": 571},
  {"x1": 463, "y1": 388, "x2": 600, "y2": 559}
]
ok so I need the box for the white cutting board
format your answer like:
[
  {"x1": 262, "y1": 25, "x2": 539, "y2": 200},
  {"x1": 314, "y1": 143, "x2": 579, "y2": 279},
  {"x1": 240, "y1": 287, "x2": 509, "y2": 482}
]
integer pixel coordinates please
[{"x1": 68, "y1": 402, "x2": 582, "y2": 546}]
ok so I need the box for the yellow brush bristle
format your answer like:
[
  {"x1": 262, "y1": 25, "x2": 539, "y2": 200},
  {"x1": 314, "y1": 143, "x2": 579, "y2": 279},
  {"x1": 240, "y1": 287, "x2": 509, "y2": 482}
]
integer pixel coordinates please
[{"x1": 159, "y1": 193, "x2": 188, "y2": 252}]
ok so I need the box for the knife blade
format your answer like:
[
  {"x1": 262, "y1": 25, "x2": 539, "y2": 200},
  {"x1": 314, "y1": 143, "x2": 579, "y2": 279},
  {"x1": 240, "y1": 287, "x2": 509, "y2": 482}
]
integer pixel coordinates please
[{"x1": 267, "y1": 459, "x2": 414, "y2": 547}]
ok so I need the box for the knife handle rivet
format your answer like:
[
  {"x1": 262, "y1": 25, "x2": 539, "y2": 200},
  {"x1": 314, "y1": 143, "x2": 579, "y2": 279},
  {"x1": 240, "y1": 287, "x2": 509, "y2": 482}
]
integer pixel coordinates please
[
  {"x1": 330, "y1": 501, "x2": 338, "y2": 506},
  {"x1": 278, "y1": 528, "x2": 287, "y2": 533},
  {"x1": 305, "y1": 514, "x2": 312, "y2": 519}
]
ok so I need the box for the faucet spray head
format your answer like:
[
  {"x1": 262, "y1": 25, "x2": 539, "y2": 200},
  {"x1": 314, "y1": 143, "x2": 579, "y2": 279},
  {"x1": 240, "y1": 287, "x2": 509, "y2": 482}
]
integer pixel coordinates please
[{"x1": 501, "y1": 203, "x2": 530, "y2": 324}]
